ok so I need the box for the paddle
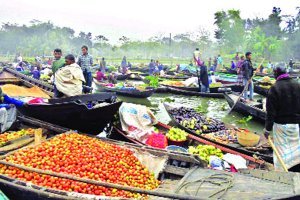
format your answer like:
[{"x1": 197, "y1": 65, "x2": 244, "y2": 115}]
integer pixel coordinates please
[
  {"x1": 226, "y1": 58, "x2": 265, "y2": 115},
  {"x1": 268, "y1": 136, "x2": 288, "y2": 172}
]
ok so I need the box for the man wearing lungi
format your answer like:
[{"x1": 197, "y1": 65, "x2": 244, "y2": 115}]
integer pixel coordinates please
[{"x1": 264, "y1": 64, "x2": 300, "y2": 172}]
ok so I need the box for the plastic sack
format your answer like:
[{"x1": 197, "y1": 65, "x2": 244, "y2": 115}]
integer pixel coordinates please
[
  {"x1": 145, "y1": 133, "x2": 168, "y2": 149},
  {"x1": 28, "y1": 98, "x2": 45, "y2": 104}
]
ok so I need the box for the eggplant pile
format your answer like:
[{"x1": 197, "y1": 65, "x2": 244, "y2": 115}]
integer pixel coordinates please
[{"x1": 170, "y1": 107, "x2": 226, "y2": 134}]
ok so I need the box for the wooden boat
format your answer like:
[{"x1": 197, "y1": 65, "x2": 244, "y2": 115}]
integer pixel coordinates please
[
  {"x1": 163, "y1": 103, "x2": 272, "y2": 163},
  {"x1": 224, "y1": 93, "x2": 266, "y2": 122},
  {"x1": 94, "y1": 80, "x2": 155, "y2": 98},
  {"x1": 166, "y1": 87, "x2": 225, "y2": 98},
  {"x1": 0, "y1": 115, "x2": 69, "y2": 155},
  {"x1": 0, "y1": 118, "x2": 299, "y2": 200},
  {"x1": 127, "y1": 73, "x2": 144, "y2": 81},
  {"x1": 161, "y1": 83, "x2": 244, "y2": 93},
  {"x1": 1, "y1": 67, "x2": 54, "y2": 97},
  {"x1": 254, "y1": 84, "x2": 269, "y2": 97},
  {"x1": 155, "y1": 86, "x2": 169, "y2": 93},
  {"x1": 116, "y1": 74, "x2": 129, "y2": 80},
  {"x1": 18, "y1": 93, "x2": 122, "y2": 135},
  {"x1": 111, "y1": 122, "x2": 270, "y2": 169},
  {"x1": 160, "y1": 75, "x2": 191, "y2": 80}
]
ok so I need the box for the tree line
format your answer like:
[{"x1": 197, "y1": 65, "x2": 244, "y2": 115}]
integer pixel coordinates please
[{"x1": 0, "y1": 7, "x2": 299, "y2": 62}]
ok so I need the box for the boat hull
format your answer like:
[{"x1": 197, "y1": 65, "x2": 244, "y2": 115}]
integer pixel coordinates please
[
  {"x1": 94, "y1": 80, "x2": 155, "y2": 98},
  {"x1": 163, "y1": 103, "x2": 272, "y2": 163},
  {"x1": 18, "y1": 101, "x2": 122, "y2": 135},
  {"x1": 224, "y1": 93, "x2": 266, "y2": 121}
]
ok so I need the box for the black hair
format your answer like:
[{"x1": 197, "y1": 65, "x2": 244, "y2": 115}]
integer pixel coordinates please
[
  {"x1": 102, "y1": 57, "x2": 105, "y2": 60},
  {"x1": 65, "y1": 54, "x2": 75, "y2": 62},
  {"x1": 245, "y1": 52, "x2": 252, "y2": 57},
  {"x1": 54, "y1": 48, "x2": 62, "y2": 53},
  {"x1": 196, "y1": 48, "x2": 199, "y2": 51},
  {"x1": 81, "y1": 45, "x2": 88, "y2": 50}
]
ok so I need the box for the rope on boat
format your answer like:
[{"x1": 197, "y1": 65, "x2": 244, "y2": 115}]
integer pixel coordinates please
[{"x1": 175, "y1": 173, "x2": 234, "y2": 199}]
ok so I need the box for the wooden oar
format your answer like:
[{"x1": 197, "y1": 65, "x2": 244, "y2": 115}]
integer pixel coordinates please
[
  {"x1": 268, "y1": 136, "x2": 288, "y2": 172},
  {"x1": 226, "y1": 58, "x2": 265, "y2": 115}
]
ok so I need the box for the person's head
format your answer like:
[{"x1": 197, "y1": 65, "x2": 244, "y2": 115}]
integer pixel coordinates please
[
  {"x1": 123, "y1": 56, "x2": 126, "y2": 60},
  {"x1": 65, "y1": 54, "x2": 76, "y2": 65},
  {"x1": 211, "y1": 72, "x2": 215, "y2": 75},
  {"x1": 236, "y1": 52, "x2": 239, "y2": 55},
  {"x1": 81, "y1": 46, "x2": 88, "y2": 55},
  {"x1": 245, "y1": 52, "x2": 252, "y2": 60},
  {"x1": 102, "y1": 57, "x2": 105, "y2": 61},
  {"x1": 240, "y1": 55, "x2": 245, "y2": 60},
  {"x1": 273, "y1": 63, "x2": 287, "y2": 79},
  {"x1": 53, "y1": 48, "x2": 62, "y2": 59},
  {"x1": 196, "y1": 48, "x2": 199, "y2": 51},
  {"x1": 218, "y1": 54, "x2": 220, "y2": 57},
  {"x1": 231, "y1": 60, "x2": 234, "y2": 63},
  {"x1": 269, "y1": 61, "x2": 271, "y2": 63},
  {"x1": 151, "y1": 59, "x2": 154, "y2": 62}
]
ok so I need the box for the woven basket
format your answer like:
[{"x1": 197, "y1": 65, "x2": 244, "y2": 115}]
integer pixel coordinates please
[{"x1": 237, "y1": 130, "x2": 260, "y2": 147}]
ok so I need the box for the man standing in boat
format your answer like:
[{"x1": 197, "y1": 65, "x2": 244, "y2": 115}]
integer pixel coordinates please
[
  {"x1": 264, "y1": 64, "x2": 300, "y2": 172},
  {"x1": 193, "y1": 48, "x2": 202, "y2": 66},
  {"x1": 199, "y1": 62, "x2": 210, "y2": 93},
  {"x1": 242, "y1": 52, "x2": 254, "y2": 101},
  {"x1": 77, "y1": 45, "x2": 93, "y2": 93}
]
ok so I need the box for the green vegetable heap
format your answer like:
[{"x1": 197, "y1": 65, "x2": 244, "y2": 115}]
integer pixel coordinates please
[
  {"x1": 166, "y1": 127, "x2": 188, "y2": 142},
  {"x1": 188, "y1": 145, "x2": 223, "y2": 162}
]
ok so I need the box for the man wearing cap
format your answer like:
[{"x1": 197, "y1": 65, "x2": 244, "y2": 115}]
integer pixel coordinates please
[{"x1": 264, "y1": 64, "x2": 300, "y2": 172}]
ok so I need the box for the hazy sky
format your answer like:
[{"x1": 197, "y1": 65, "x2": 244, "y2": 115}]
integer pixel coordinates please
[{"x1": 0, "y1": 0, "x2": 299, "y2": 43}]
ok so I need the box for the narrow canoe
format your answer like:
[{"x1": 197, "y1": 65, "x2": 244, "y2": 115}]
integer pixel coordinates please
[
  {"x1": 165, "y1": 87, "x2": 225, "y2": 98},
  {"x1": 254, "y1": 84, "x2": 269, "y2": 97},
  {"x1": 161, "y1": 83, "x2": 244, "y2": 93},
  {"x1": 94, "y1": 80, "x2": 155, "y2": 98},
  {"x1": 18, "y1": 93, "x2": 122, "y2": 135},
  {"x1": 224, "y1": 93, "x2": 266, "y2": 122}
]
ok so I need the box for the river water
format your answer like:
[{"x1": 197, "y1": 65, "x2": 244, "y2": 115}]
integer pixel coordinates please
[{"x1": 116, "y1": 93, "x2": 264, "y2": 134}]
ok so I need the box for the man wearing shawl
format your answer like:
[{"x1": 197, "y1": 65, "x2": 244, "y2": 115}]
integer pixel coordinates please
[
  {"x1": 264, "y1": 64, "x2": 300, "y2": 172},
  {"x1": 55, "y1": 54, "x2": 85, "y2": 97}
]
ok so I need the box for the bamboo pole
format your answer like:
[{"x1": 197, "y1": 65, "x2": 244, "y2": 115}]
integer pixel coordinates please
[
  {"x1": 268, "y1": 136, "x2": 288, "y2": 172},
  {"x1": 0, "y1": 160, "x2": 204, "y2": 200}
]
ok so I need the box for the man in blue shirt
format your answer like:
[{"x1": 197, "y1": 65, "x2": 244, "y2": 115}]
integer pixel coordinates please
[
  {"x1": 0, "y1": 88, "x2": 25, "y2": 109},
  {"x1": 0, "y1": 88, "x2": 26, "y2": 132},
  {"x1": 77, "y1": 45, "x2": 93, "y2": 93}
]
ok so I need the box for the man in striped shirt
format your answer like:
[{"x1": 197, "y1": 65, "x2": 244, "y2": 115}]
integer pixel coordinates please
[{"x1": 77, "y1": 45, "x2": 93, "y2": 93}]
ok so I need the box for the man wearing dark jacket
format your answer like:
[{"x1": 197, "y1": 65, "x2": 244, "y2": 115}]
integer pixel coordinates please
[
  {"x1": 242, "y1": 52, "x2": 254, "y2": 101},
  {"x1": 264, "y1": 64, "x2": 300, "y2": 172},
  {"x1": 200, "y1": 63, "x2": 209, "y2": 93}
]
